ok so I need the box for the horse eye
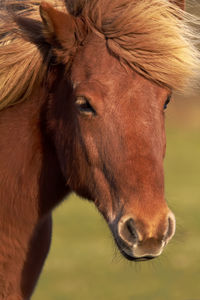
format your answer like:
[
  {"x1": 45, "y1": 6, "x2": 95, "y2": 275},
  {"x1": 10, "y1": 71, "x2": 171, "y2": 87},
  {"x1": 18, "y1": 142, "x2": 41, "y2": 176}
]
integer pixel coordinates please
[
  {"x1": 164, "y1": 95, "x2": 171, "y2": 110},
  {"x1": 75, "y1": 96, "x2": 96, "y2": 116}
]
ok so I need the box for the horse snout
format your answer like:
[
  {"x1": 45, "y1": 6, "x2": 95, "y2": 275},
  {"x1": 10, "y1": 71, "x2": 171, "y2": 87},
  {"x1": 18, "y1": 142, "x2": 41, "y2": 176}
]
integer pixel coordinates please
[{"x1": 112, "y1": 212, "x2": 176, "y2": 261}]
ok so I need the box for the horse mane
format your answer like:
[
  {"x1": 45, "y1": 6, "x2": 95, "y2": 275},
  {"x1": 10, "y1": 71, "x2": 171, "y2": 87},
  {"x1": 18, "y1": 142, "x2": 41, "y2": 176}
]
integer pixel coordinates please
[
  {"x1": 82, "y1": 0, "x2": 200, "y2": 90},
  {"x1": 0, "y1": 0, "x2": 66, "y2": 110},
  {"x1": 0, "y1": 0, "x2": 200, "y2": 110}
]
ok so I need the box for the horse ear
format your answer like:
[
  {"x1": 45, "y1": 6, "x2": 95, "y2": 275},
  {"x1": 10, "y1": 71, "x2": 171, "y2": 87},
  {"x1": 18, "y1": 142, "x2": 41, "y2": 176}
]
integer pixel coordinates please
[
  {"x1": 170, "y1": 0, "x2": 185, "y2": 10},
  {"x1": 40, "y1": 2, "x2": 76, "y2": 49}
]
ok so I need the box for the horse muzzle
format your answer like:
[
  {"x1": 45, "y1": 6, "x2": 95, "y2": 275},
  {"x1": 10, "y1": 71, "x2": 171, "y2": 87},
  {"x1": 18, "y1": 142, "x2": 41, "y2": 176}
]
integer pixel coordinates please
[{"x1": 110, "y1": 211, "x2": 176, "y2": 261}]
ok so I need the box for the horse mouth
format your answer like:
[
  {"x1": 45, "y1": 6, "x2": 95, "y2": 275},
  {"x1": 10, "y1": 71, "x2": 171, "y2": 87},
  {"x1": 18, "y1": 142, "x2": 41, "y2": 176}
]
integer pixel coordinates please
[
  {"x1": 119, "y1": 247, "x2": 155, "y2": 262},
  {"x1": 114, "y1": 237, "x2": 156, "y2": 262}
]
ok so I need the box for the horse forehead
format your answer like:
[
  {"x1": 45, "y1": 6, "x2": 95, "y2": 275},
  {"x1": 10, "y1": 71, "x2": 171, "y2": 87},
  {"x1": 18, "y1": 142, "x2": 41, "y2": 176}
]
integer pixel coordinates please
[
  {"x1": 71, "y1": 34, "x2": 132, "y2": 85},
  {"x1": 71, "y1": 34, "x2": 169, "y2": 105}
]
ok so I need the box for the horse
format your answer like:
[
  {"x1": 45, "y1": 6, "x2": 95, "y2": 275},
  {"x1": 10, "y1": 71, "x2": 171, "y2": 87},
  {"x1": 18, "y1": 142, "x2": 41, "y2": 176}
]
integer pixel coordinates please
[{"x1": 0, "y1": 0, "x2": 199, "y2": 298}]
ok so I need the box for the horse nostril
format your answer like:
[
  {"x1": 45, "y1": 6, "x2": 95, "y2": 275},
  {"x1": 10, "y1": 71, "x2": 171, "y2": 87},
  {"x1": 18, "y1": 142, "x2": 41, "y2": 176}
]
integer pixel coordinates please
[
  {"x1": 119, "y1": 218, "x2": 138, "y2": 245},
  {"x1": 164, "y1": 212, "x2": 176, "y2": 242}
]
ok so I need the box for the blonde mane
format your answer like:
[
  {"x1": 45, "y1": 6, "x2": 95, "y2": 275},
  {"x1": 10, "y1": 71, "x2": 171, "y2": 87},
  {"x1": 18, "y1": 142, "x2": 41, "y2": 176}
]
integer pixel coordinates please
[{"x1": 0, "y1": 0, "x2": 200, "y2": 110}]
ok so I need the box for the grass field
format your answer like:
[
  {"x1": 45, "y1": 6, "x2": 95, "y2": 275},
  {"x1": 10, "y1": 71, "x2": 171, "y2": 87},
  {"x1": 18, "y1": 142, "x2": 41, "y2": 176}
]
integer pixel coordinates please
[{"x1": 33, "y1": 95, "x2": 200, "y2": 300}]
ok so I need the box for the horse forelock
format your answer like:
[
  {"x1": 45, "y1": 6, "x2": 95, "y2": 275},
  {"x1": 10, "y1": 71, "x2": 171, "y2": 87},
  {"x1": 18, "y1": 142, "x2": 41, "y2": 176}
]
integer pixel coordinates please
[{"x1": 0, "y1": 0, "x2": 200, "y2": 111}]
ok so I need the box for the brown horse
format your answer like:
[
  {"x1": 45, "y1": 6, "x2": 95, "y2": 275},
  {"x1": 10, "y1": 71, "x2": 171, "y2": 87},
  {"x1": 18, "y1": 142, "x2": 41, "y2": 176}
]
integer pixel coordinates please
[{"x1": 0, "y1": 0, "x2": 199, "y2": 298}]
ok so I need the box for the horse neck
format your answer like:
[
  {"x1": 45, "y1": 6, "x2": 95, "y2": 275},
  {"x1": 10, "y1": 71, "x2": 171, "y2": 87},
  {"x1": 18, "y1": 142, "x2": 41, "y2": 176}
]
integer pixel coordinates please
[{"x1": 0, "y1": 85, "x2": 68, "y2": 225}]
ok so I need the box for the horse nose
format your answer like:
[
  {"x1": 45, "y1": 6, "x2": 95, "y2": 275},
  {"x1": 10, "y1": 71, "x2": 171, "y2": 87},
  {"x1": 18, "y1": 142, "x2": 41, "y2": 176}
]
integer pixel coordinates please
[{"x1": 117, "y1": 212, "x2": 176, "y2": 261}]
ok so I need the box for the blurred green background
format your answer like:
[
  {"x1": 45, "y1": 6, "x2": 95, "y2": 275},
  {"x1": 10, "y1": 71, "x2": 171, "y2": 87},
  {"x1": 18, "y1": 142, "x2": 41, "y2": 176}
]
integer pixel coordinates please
[
  {"x1": 33, "y1": 2, "x2": 200, "y2": 298},
  {"x1": 32, "y1": 93, "x2": 200, "y2": 300}
]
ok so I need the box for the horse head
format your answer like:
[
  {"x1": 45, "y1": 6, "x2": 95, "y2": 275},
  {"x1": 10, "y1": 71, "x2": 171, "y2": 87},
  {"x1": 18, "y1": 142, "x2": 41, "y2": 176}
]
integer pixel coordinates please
[{"x1": 39, "y1": 0, "x2": 195, "y2": 261}]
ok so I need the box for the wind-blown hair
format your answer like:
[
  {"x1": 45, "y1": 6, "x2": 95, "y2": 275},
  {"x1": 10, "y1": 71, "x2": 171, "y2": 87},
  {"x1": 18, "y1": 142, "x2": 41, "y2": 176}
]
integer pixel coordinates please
[
  {"x1": 82, "y1": 0, "x2": 200, "y2": 89},
  {"x1": 0, "y1": 0, "x2": 200, "y2": 110}
]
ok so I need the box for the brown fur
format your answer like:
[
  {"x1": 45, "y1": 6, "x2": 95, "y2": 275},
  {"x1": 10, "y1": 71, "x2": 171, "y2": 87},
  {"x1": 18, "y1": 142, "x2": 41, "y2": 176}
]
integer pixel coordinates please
[{"x1": 0, "y1": 0, "x2": 198, "y2": 298}]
